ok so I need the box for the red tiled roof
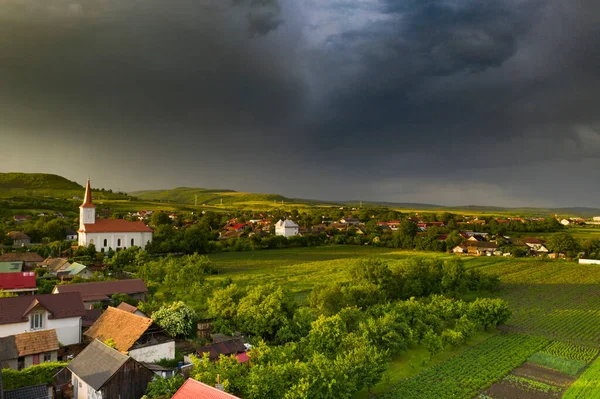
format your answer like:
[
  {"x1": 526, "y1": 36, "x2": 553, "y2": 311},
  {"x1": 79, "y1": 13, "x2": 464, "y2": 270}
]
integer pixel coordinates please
[
  {"x1": 79, "y1": 219, "x2": 153, "y2": 233},
  {"x1": 196, "y1": 339, "x2": 246, "y2": 361},
  {"x1": 116, "y1": 302, "x2": 139, "y2": 314},
  {"x1": 0, "y1": 272, "x2": 36, "y2": 291},
  {"x1": 0, "y1": 292, "x2": 86, "y2": 325},
  {"x1": 53, "y1": 279, "x2": 148, "y2": 302},
  {"x1": 172, "y1": 379, "x2": 241, "y2": 399},
  {"x1": 0, "y1": 252, "x2": 44, "y2": 263},
  {"x1": 236, "y1": 352, "x2": 250, "y2": 363}
]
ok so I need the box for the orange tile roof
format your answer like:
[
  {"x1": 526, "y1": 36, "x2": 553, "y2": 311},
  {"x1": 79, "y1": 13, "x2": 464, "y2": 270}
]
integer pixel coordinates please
[
  {"x1": 84, "y1": 307, "x2": 153, "y2": 353},
  {"x1": 79, "y1": 219, "x2": 153, "y2": 233},
  {"x1": 173, "y1": 379, "x2": 241, "y2": 399},
  {"x1": 14, "y1": 329, "x2": 59, "y2": 356}
]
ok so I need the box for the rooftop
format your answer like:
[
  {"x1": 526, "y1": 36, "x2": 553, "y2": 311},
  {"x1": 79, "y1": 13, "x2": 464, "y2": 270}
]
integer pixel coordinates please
[
  {"x1": 53, "y1": 279, "x2": 148, "y2": 302},
  {"x1": 84, "y1": 307, "x2": 155, "y2": 353},
  {"x1": 172, "y1": 378, "x2": 241, "y2": 399},
  {"x1": 0, "y1": 292, "x2": 85, "y2": 325},
  {"x1": 79, "y1": 219, "x2": 153, "y2": 233}
]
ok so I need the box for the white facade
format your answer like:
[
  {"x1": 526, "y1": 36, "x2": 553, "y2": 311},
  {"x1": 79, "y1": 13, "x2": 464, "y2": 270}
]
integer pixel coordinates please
[
  {"x1": 0, "y1": 310, "x2": 81, "y2": 346},
  {"x1": 579, "y1": 259, "x2": 600, "y2": 265},
  {"x1": 79, "y1": 232, "x2": 153, "y2": 251},
  {"x1": 275, "y1": 219, "x2": 299, "y2": 237},
  {"x1": 73, "y1": 374, "x2": 101, "y2": 399},
  {"x1": 129, "y1": 341, "x2": 175, "y2": 363}
]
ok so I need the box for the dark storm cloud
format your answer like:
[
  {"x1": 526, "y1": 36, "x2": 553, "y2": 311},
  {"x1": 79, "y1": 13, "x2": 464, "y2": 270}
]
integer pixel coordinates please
[{"x1": 1, "y1": 0, "x2": 600, "y2": 206}]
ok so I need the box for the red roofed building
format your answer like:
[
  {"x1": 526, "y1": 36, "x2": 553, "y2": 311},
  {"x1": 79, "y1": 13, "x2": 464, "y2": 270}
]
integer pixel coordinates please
[
  {"x1": 78, "y1": 179, "x2": 153, "y2": 251},
  {"x1": 172, "y1": 378, "x2": 241, "y2": 399},
  {"x1": 0, "y1": 272, "x2": 37, "y2": 295}
]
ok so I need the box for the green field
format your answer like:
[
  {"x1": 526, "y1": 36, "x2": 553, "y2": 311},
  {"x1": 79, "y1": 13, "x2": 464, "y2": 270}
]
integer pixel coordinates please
[{"x1": 204, "y1": 246, "x2": 600, "y2": 398}]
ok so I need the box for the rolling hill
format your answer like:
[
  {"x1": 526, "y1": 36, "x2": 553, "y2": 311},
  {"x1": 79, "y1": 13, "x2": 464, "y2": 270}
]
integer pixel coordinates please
[{"x1": 129, "y1": 187, "x2": 297, "y2": 206}]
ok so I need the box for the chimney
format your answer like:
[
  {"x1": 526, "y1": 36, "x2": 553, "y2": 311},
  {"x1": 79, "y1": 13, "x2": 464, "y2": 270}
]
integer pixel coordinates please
[{"x1": 215, "y1": 374, "x2": 224, "y2": 391}]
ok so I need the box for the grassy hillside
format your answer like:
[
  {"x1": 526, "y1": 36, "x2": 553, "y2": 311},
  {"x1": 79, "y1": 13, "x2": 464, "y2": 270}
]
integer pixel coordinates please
[
  {"x1": 0, "y1": 173, "x2": 82, "y2": 190},
  {"x1": 130, "y1": 187, "x2": 301, "y2": 206}
]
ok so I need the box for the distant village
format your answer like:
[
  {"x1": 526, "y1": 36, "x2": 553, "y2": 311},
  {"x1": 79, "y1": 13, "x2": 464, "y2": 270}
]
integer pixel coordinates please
[{"x1": 1, "y1": 181, "x2": 599, "y2": 398}]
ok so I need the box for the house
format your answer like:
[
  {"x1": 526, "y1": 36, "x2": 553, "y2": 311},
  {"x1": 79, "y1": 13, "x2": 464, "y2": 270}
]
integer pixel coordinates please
[
  {"x1": 0, "y1": 272, "x2": 37, "y2": 295},
  {"x1": 52, "y1": 279, "x2": 148, "y2": 309},
  {"x1": 192, "y1": 338, "x2": 246, "y2": 362},
  {"x1": 42, "y1": 258, "x2": 71, "y2": 274},
  {"x1": 452, "y1": 245, "x2": 468, "y2": 254},
  {"x1": 218, "y1": 231, "x2": 244, "y2": 240},
  {"x1": 522, "y1": 238, "x2": 549, "y2": 254},
  {"x1": 6, "y1": 232, "x2": 31, "y2": 246},
  {"x1": 0, "y1": 329, "x2": 59, "y2": 370},
  {"x1": 463, "y1": 241, "x2": 498, "y2": 256},
  {"x1": 65, "y1": 228, "x2": 78, "y2": 241},
  {"x1": 560, "y1": 219, "x2": 572, "y2": 226},
  {"x1": 0, "y1": 292, "x2": 85, "y2": 345},
  {"x1": 78, "y1": 179, "x2": 153, "y2": 250},
  {"x1": 68, "y1": 339, "x2": 154, "y2": 399},
  {"x1": 464, "y1": 232, "x2": 489, "y2": 238},
  {"x1": 116, "y1": 301, "x2": 148, "y2": 318},
  {"x1": 12, "y1": 215, "x2": 31, "y2": 224},
  {"x1": 85, "y1": 307, "x2": 175, "y2": 363},
  {"x1": 56, "y1": 263, "x2": 94, "y2": 280},
  {"x1": 0, "y1": 252, "x2": 44, "y2": 268},
  {"x1": 275, "y1": 219, "x2": 299, "y2": 237},
  {"x1": 0, "y1": 262, "x2": 23, "y2": 273},
  {"x1": 339, "y1": 217, "x2": 360, "y2": 225},
  {"x1": 467, "y1": 235, "x2": 486, "y2": 242},
  {"x1": 172, "y1": 378, "x2": 242, "y2": 399}
]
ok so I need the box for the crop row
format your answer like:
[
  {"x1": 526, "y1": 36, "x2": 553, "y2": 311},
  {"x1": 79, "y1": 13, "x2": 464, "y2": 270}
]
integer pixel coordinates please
[
  {"x1": 542, "y1": 341, "x2": 598, "y2": 363},
  {"x1": 381, "y1": 333, "x2": 548, "y2": 399},
  {"x1": 527, "y1": 352, "x2": 586, "y2": 376},
  {"x1": 563, "y1": 355, "x2": 600, "y2": 399}
]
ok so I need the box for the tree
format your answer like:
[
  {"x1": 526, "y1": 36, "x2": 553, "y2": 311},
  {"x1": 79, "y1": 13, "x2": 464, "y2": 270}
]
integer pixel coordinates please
[
  {"x1": 144, "y1": 375, "x2": 185, "y2": 399},
  {"x1": 468, "y1": 298, "x2": 511, "y2": 331},
  {"x1": 152, "y1": 301, "x2": 198, "y2": 338},
  {"x1": 0, "y1": 290, "x2": 17, "y2": 298},
  {"x1": 546, "y1": 232, "x2": 579, "y2": 258}
]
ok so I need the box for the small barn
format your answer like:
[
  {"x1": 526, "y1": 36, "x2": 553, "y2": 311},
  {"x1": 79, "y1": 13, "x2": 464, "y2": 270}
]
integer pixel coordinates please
[{"x1": 68, "y1": 339, "x2": 153, "y2": 399}]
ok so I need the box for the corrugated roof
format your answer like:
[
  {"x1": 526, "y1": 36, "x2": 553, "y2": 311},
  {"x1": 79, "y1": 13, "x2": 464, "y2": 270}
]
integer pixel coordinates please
[
  {"x1": 68, "y1": 339, "x2": 129, "y2": 391},
  {"x1": 0, "y1": 252, "x2": 43, "y2": 263},
  {"x1": 0, "y1": 292, "x2": 86, "y2": 325},
  {"x1": 14, "y1": 329, "x2": 59, "y2": 356},
  {"x1": 62, "y1": 262, "x2": 89, "y2": 276},
  {"x1": 79, "y1": 219, "x2": 153, "y2": 233},
  {"x1": 4, "y1": 384, "x2": 50, "y2": 399},
  {"x1": 53, "y1": 279, "x2": 148, "y2": 302},
  {"x1": 0, "y1": 272, "x2": 37, "y2": 291},
  {"x1": 84, "y1": 307, "x2": 153, "y2": 353},
  {"x1": 172, "y1": 379, "x2": 241, "y2": 399},
  {"x1": 0, "y1": 262, "x2": 23, "y2": 273}
]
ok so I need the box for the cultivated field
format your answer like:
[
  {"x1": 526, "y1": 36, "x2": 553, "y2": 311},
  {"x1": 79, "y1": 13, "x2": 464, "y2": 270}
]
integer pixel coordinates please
[{"x1": 206, "y1": 246, "x2": 600, "y2": 398}]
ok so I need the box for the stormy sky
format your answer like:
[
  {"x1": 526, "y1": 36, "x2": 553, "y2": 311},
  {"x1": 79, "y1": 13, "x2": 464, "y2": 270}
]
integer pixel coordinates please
[{"x1": 1, "y1": 0, "x2": 599, "y2": 207}]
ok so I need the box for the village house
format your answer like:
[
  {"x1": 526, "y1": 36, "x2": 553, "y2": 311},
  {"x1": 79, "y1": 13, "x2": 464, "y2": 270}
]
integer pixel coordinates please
[
  {"x1": 12, "y1": 215, "x2": 31, "y2": 224},
  {"x1": 0, "y1": 252, "x2": 44, "y2": 268},
  {"x1": 521, "y1": 238, "x2": 550, "y2": 255},
  {"x1": 78, "y1": 179, "x2": 154, "y2": 250},
  {"x1": 191, "y1": 337, "x2": 247, "y2": 362},
  {"x1": 0, "y1": 271, "x2": 37, "y2": 295},
  {"x1": 339, "y1": 217, "x2": 360, "y2": 225},
  {"x1": 0, "y1": 292, "x2": 86, "y2": 345},
  {"x1": 172, "y1": 378, "x2": 242, "y2": 399},
  {"x1": 6, "y1": 231, "x2": 31, "y2": 246},
  {"x1": 68, "y1": 339, "x2": 154, "y2": 399},
  {"x1": 116, "y1": 301, "x2": 148, "y2": 318},
  {"x1": 56, "y1": 262, "x2": 95, "y2": 280},
  {"x1": 275, "y1": 219, "x2": 299, "y2": 237},
  {"x1": 464, "y1": 241, "x2": 499, "y2": 256},
  {"x1": 52, "y1": 279, "x2": 148, "y2": 309},
  {"x1": 85, "y1": 307, "x2": 175, "y2": 363},
  {"x1": 65, "y1": 228, "x2": 78, "y2": 241},
  {"x1": 0, "y1": 329, "x2": 59, "y2": 370}
]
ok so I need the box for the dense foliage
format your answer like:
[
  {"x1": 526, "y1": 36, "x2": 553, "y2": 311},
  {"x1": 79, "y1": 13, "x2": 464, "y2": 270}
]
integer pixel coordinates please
[
  {"x1": 152, "y1": 301, "x2": 199, "y2": 338},
  {"x1": 1, "y1": 362, "x2": 67, "y2": 389}
]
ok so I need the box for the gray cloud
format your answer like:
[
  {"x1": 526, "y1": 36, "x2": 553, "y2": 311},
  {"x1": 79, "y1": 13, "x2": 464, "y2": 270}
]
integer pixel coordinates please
[{"x1": 1, "y1": 0, "x2": 599, "y2": 206}]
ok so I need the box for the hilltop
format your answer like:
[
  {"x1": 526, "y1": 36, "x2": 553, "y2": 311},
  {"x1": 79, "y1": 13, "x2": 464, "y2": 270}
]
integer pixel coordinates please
[
  {"x1": 130, "y1": 187, "x2": 302, "y2": 206},
  {"x1": 0, "y1": 172, "x2": 82, "y2": 191}
]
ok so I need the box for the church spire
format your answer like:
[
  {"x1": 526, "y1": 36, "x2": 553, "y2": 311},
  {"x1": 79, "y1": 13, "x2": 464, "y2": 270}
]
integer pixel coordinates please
[{"x1": 80, "y1": 178, "x2": 95, "y2": 208}]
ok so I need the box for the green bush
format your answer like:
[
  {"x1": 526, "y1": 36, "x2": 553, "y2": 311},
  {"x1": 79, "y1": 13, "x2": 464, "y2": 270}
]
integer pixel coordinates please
[{"x1": 2, "y1": 362, "x2": 67, "y2": 389}]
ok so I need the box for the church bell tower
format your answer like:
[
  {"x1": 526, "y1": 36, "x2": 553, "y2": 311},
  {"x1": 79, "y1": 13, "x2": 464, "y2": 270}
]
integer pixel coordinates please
[{"x1": 79, "y1": 178, "x2": 96, "y2": 229}]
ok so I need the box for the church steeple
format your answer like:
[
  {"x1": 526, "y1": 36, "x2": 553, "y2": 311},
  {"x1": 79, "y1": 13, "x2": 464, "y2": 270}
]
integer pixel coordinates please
[
  {"x1": 79, "y1": 178, "x2": 96, "y2": 229},
  {"x1": 81, "y1": 178, "x2": 95, "y2": 209}
]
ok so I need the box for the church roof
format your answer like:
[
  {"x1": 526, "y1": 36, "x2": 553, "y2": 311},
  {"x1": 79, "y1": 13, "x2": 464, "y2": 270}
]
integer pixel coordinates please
[
  {"x1": 80, "y1": 178, "x2": 96, "y2": 209},
  {"x1": 79, "y1": 219, "x2": 153, "y2": 233}
]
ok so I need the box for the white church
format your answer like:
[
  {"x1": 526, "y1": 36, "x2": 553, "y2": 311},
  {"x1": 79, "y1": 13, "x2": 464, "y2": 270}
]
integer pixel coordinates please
[
  {"x1": 275, "y1": 219, "x2": 299, "y2": 237},
  {"x1": 78, "y1": 179, "x2": 153, "y2": 250}
]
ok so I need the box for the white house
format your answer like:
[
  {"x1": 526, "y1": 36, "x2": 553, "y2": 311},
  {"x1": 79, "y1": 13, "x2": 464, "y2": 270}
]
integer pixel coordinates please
[
  {"x1": 85, "y1": 307, "x2": 175, "y2": 363},
  {"x1": 78, "y1": 179, "x2": 153, "y2": 251},
  {"x1": 560, "y1": 219, "x2": 572, "y2": 226},
  {"x1": 0, "y1": 292, "x2": 86, "y2": 346},
  {"x1": 275, "y1": 219, "x2": 299, "y2": 237}
]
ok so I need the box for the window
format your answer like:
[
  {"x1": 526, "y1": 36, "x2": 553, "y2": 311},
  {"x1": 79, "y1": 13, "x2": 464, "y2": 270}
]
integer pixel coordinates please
[
  {"x1": 30, "y1": 312, "x2": 44, "y2": 330},
  {"x1": 103, "y1": 239, "x2": 107, "y2": 247},
  {"x1": 131, "y1": 238, "x2": 135, "y2": 246},
  {"x1": 117, "y1": 238, "x2": 121, "y2": 247},
  {"x1": 43, "y1": 352, "x2": 52, "y2": 362}
]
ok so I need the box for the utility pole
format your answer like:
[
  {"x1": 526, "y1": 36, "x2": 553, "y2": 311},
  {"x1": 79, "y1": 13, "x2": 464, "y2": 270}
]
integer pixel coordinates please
[{"x1": 195, "y1": 194, "x2": 198, "y2": 206}]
